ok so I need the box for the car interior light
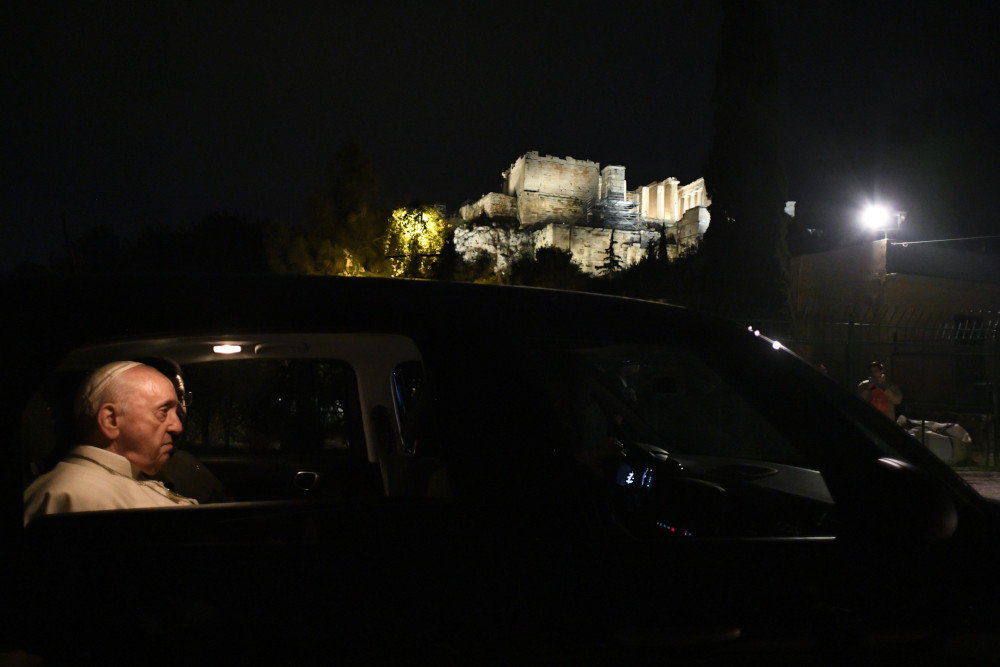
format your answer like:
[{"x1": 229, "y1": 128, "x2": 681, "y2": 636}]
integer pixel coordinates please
[{"x1": 213, "y1": 344, "x2": 242, "y2": 354}]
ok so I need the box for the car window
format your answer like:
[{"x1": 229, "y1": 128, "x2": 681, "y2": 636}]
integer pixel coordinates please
[
  {"x1": 181, "y1": 358, "x2": 360, "y2": 455},
  {"x1": 570, "y1": 346, "x2": 809, "y2": 466},
  {"x1": 435, "y1": 340, "x2": 837, "y2": 540}
]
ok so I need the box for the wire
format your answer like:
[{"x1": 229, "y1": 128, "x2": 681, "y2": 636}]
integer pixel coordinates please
[{"x1": 890, "y1": 235, "x2": 1000, "y2": 247}]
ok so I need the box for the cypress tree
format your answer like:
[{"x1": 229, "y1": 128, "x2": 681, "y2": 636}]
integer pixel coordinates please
[{"x1": 698, "y1": 0, "x2": 791, "y2": 320}]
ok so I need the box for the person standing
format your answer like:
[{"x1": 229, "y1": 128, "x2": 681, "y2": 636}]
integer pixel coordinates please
[{"x1": 858, "y1": 361, "x2": 902, "y2": 421}]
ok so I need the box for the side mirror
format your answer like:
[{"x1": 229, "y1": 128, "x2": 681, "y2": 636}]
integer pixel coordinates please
[{"x1": 854, "y1": 457, "x2": 958, "y2": 545}]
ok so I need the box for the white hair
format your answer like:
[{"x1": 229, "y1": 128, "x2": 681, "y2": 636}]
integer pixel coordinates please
[{"x1": 75, "y1": 361, "x2": 146, "y2": 420}]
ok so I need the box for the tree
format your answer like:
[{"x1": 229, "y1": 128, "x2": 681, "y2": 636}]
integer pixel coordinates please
[
  {"x1": 507, "y1": 247, "x2": 587, "y2": 291},
  {"x1": 597, "y1": 230, "x2": 623, "y2": 275},
  {"x1": 698, "y1": 0, "x2": 791, "y2": 321},
  {"x1": 384, "y1": 204, "x2": 449, "y2": 278},
  {"x1": 277, "y1": 142, "x2": 388, "y2": 276}
]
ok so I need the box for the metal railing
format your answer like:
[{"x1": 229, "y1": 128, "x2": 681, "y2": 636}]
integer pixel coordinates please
[{"x1": 754, "y1": 315, "x2": 1000, "y2": 467}]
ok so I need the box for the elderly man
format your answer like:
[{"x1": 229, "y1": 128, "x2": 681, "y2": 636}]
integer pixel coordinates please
[{"x1": 23, "y1": 361, "x2": 198, "y2": 525}]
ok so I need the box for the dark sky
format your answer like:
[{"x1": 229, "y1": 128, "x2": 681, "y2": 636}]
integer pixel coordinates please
[{"x1": 4, "y1": 1, "x2": 999, "y2": 271}]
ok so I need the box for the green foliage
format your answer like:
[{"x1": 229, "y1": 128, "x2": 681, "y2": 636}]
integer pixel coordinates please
[
  {"x1": 597, "y1": 230, "x2": 623, "y2": 275},
  {"x1": 274, "y1": 142, "x2": 389, "y2": 276},
  {"x1": 431, "y1": 238, "x2": 500, "y2": 284},
  {"x1": 507, "y1": 247, "x2": 588, "y2": 290},
  {"x1": 603, "y1": 242, "x2": 700, "y2": 305},
  {"x1": 385, "y1": 204, "x2": 448, "y2": 278}
]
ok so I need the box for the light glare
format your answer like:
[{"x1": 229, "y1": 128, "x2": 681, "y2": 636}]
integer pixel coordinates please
[
  {"x1": 861, "y1": 204, "x2": 891, "y2": 230},
  {"x1": 213, "y1": 344, "x2": 242, "y2": 354}
]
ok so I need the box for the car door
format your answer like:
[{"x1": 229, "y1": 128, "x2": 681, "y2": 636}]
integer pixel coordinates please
[{"x1": 412, "y1": 331, "x2": 1000, "y2": 660}]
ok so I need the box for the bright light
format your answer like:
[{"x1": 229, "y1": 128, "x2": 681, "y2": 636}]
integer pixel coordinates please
[
  {"x1": 861, "y1": 204, "x2": 891, "y2": 230},
  {"x1": 213, "y1": 344, "x2": 242, "y2": 354},
  {"x1": 772, "y1": 340, "x2": 781, "y2": 350}
]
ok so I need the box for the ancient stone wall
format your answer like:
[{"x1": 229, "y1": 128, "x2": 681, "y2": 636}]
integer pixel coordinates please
[
  {"x1": 501, "y1": 152, "x2": 600, "y2": 212},
  {"x1": 677, "y1": 177, "x2": 709, "y2": 214},
  {"x1": 517, "y1": 192, "x2": 587, "y2": 225},
  {"x1": 600, "y1": 165, "x2": 627, "y2": 200},
  {"x1": 559, "y1": 226, "x2": 658, "y2": 274},
  {"x1": 503, "y1": 157, "x2": 527, "y2": 197},
  {"x1": 458, "y1": 192, "x2": 516, "y2": 221},
  {"x1": 675, "y1": 206, "x2": 710, "y2": 251},
  {"x1": 458, "y1": 151, "x2": 710, "y2": 275},
  {"x1": 640, "y1": 178, "x2": 680, "y2": 222}
]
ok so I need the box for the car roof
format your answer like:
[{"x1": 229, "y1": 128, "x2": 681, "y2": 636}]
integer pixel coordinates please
[{"x1": 1, "y1": 273, "x2": 718, "y2": 353}]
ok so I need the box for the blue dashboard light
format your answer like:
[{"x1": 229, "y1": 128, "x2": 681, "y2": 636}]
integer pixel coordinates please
[{"x1": 617, "y1": 463, "x2": 635, "y2": 486}]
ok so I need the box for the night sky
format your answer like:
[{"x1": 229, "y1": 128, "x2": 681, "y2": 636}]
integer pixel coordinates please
[{"x1": 4, "y1": 1, "x2": 999, "y2": 272}]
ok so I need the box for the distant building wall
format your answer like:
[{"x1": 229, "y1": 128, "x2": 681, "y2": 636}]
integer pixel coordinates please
[{"x1": 788, "y1": 240, "x2": 1000, "y2": 423}]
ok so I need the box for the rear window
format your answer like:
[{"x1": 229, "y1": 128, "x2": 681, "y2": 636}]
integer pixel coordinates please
[{"x1": 181, "y1": 358, "x2": 361, "y2": 455}]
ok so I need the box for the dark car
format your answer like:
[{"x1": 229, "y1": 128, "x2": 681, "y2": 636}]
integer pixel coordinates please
[{"x1": 3, "y1": 274, "x2": 1000, "y2": 664}]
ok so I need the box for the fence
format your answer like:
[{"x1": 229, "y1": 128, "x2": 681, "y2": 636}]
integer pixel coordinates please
[{"x1": 756, "y1": 314, "x2": 1000, "y2": 467}]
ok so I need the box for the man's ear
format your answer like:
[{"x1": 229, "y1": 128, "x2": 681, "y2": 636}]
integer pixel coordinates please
[{"x1": 96, "y1": 403, "x2": 121, "y2": 440}]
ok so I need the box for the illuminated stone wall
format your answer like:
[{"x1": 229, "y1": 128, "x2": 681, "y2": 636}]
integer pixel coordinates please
[
  {"x1": 458, "y1": 192, "x2": 516, "y2": 220},
  {"x1": 639, "y1": 177, "x2": 708, "y2": 223},
  {"x1": 457, "y1": 151, "x2": 712, "y2": 275},
  {"x1": 601, "y1": 165, "x2": 627, "y2": 200},
  {"x1": 552, "y1": 226, "x2": 659, "y2": 274},
  {"x1": 503, "y1": 152, "x2": 600, "y2": 200},
  {"x1": 501, "y1": 152, "x2": 601, "y2": 225},
  {"x1": 516, "y1": 192, "x2": 588, "y2": 225}
]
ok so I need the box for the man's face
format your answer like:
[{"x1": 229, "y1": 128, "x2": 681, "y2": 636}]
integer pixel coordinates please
[
  {"x1": 111, "y1": 367, "x2": 184, "y2": 475},
  {"x1": 869, "y1": 365, "x2": 885, "y2": 382}
]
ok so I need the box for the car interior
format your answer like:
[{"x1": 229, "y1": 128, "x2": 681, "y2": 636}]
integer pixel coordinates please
[
  {"x1": 20, "y1": 333, "x2": 449, "y2": 509},
  {"x1": 20, "y1": 328, "x2": 854, "y2": 546}
]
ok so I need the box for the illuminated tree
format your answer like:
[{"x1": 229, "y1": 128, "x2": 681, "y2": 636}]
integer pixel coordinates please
[{"x1": 385, "y1": 204, "x2": 448, "y2": 277}]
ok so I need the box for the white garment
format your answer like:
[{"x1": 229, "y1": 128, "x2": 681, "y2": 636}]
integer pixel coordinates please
[{"x1": 23, "y1": 445, "x2": 198, "y2": 526}]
